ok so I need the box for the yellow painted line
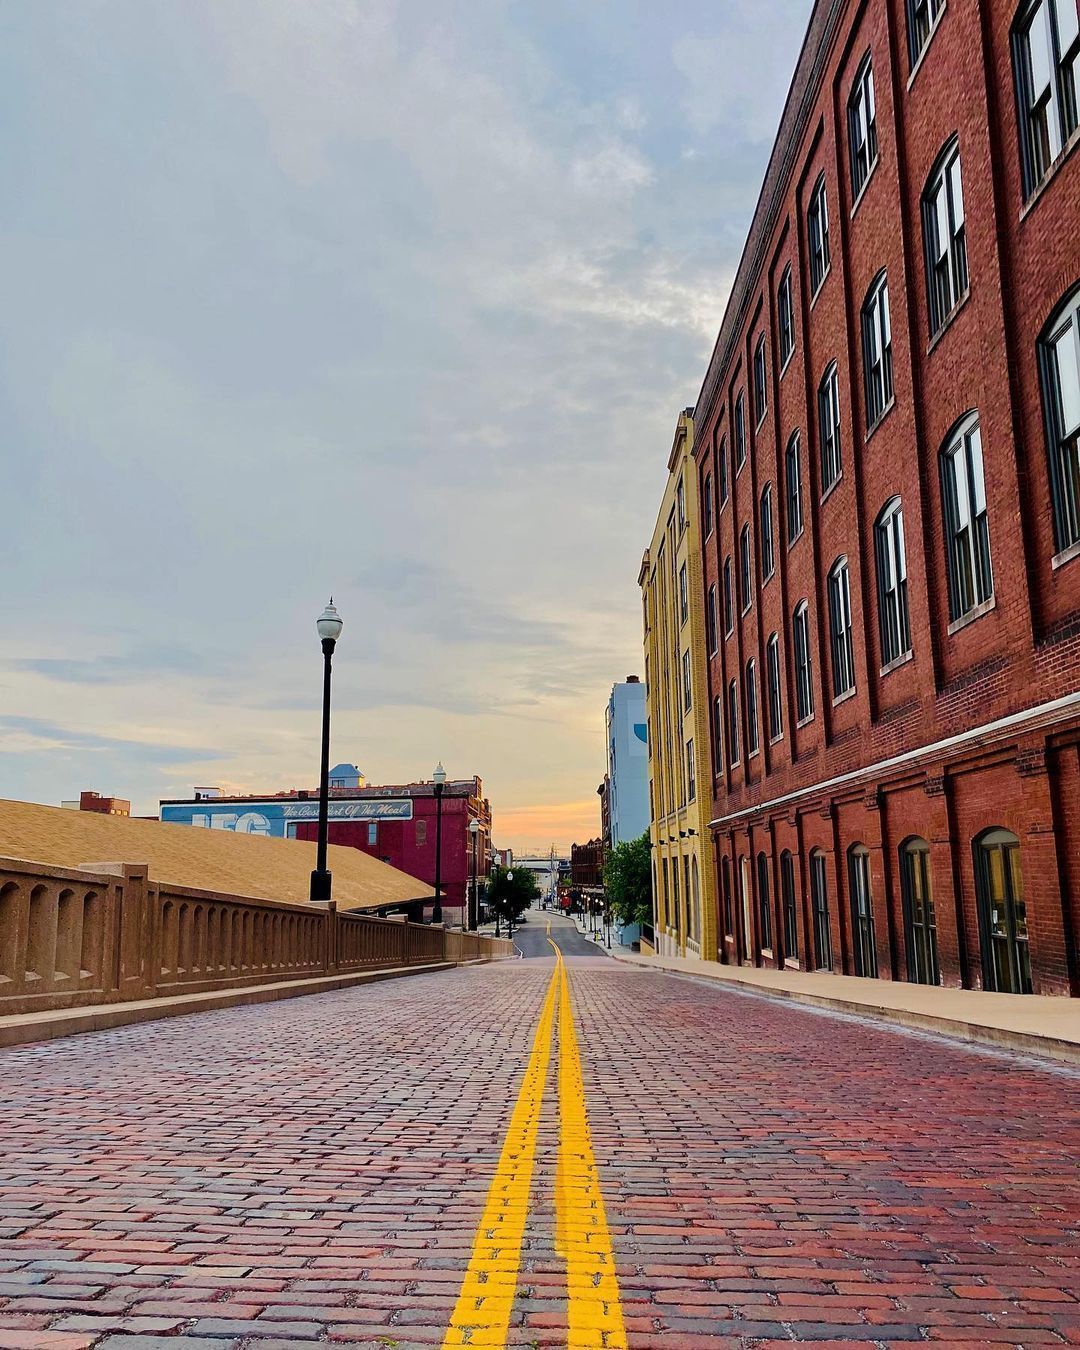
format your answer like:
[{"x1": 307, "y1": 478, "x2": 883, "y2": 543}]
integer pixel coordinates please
[
  {"x1": 553, "y1": 941, "x2": 627, "y2": 1350},
  {"x1": 441, "y1": 958, "x2": 560, "y2": 1348}
]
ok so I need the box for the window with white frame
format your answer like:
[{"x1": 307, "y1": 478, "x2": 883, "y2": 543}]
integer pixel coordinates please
[
  {"x1": 739, "y1": 524, "x2": 753, "y2": 612},
  {"x1": 827, "y1": 556, "x2": 856, "y2": 698},
  {"x1": 923, "y1": 140, "x2": 968, "y2": 336},
  {"x1": 1013, "y1": 0, "x2": 1079, "y2": 197},
  {"x1": 745, "y1": 659, "x2": 760, "y2": 756},
  {"x1": 875, "y1": 497, "x2": 912, "y2": 664},
  {"x1": 682, "y1": 648, "x2": 692, "y2": 712},
  {"x1": 723, "y1": 556, "x2": 734, "y2": 634},
  {"x1": 862, "y1": 272, "x2": 894, "y2": 426},
  {"x1": 818, "y1": 362, "x2": 842, "y2": 489},
  {"x1": 766, "y1": 632, "x2": 783, "y2": 739},
  {"x1": 848, "y1": 55, "x2": 879, "y2": 197},
  {"x1": 760, "y1": 483, "x2": 775, "y2": 581},
  {"x1": 727, "y1": 678, "x2": 741, "y2": 764},
  {"x1": 707, "y1": 583, "x2": 719, "y2": 654},
  {"x1": 686, "y1": 739, "x2": 696, "y2": 802},
  {"x1": 679, "y1": 562, "x2": 688, "y2": 624},
  {"x1": 940, "y1": 413, "x2": 994, "y2": 620},
  {"x1": 808, "y1": 175, "x2": 831, "y2": 294},
  {"x1": 734, "y1": 391, "x2": 747, "y2": 469},
  {"x1": 907, "y1": 0, "x2": 946, "y2": 67},
  {"x1": 778, "y1": 265, "x2": 796, "y2": 367},
  {"x1": 754, "y1": 335, "x2": 768, "y2": 425},
  {"x1": 786, "y1": 431, "x2": 804, "y2": 542},
  {"x1": 1038, "y1": 285, "x2": 1080, "y2": 553},
  {"x1": 703, "y1": 471, "x2": 714, "y2": 538},
  {"x1": 794, "y1": 600, "x2": 815, "y2": 721}
]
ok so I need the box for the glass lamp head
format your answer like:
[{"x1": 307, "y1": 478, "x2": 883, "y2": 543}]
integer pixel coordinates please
[{"x1": 317, "y1": 600, "x2": 343, "y2": 642}]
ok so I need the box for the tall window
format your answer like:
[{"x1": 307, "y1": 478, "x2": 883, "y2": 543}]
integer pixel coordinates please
[
  {"x1": 778, "y1": 265, "x2": 796, "y2": 367},
  {"x1": 861, "y1": 273, "x2": 894, "y2": 426},
  {"x1": 875, "y1": 497, "x2": 911, "y2": 664},
  {"x1": 907, "y1": 0, "x2": 946, "y2": 66},
  {"x1": 753, "y1": 335, "x2": 768, "y2": 425},
  {"x1": 975, "y1": 828, "x2": 1031, "y2": 994},
  {"x1": 686, "y1": 739, "x2": 696, "y2": 802},
  {"x1": 722, "y1": 856, "x2": 734, "y2": 937},
  {"x1": 923, "y1": 140, "x2": 968, "y2": 336},
  {"x1": 756, "y1": 851, "x2": 773, "y2": 949},
  {"x1": 848, "y1": 55, "x2": 879, "y2": 197},
  {"x1": 727, "y1": 679, "x2": 740, "y2": 765},
  {"x1": 827, "y1": 557, "x2": 856, "y2": 698},
  {"x1": 766, "y1": 632, "x2": 783, "y2": 739},
  {"x1": 707, "y1": 583, "x2": 718, "y2": 655},
  {"x1": 760, "y1": 484, "x2": 775, "y2": 580},
  {"x1": 900, "y1": 837, "x2": 939, "y2": 986},
  {"x1": 847, "y1": 844, "x2": 878, "y2": 977},
  {"x1": 676, "y1": 475, "x2": 686, "y2": 530},
  {"x1": 1038, "y1": 285, "x2": 1080, "y2": 552},
  {"x1": 703, "y1": 471, "x2": 714, "y2": 538},
  {"x1": 745, "y1": 659, "x2": 760, "y2": 756},
  {"x1": 734, "y1": 392, "x2": 747, "y2": 469},
  {"x1": 785, "y1": 431, "x2": 804, "y2": 542},
  {"x1": 819, "y1": 362, "x2": 842, "y2": 489},
  {"x1": 713, "y1": 695, "x2": 724, "y2": 775},
  {"x1": 780, "y1": 850, "x2": 798, "y2": 960},
  {"x1": 793, "y1": 600, "x2": 814, "y2": 721},
  {"x1": 941, "y1": 413, "x2": 993, "y2": 620},
  {"x1": 809, "y1": 849, "x2": 832, "y2": 969},
  {"x1": 1013, "y1": 0, "x2": 1080, "y2": 198},
  {"x1": 679, "y1": 562, "x2": 689, "y2": 624},
  {"x1": 682, "y1": 648, "x2": 692, "y2": 712},
  {"x1": 719, "y1": 435, "x2": 729, "y2": 503},
  {"x1": 723, "y1": 557, "x2": 734, "y2": 634},
  {"x1": 739, "y1": 525, "x2": 753, "y2": 612},
  {"x1": 808, "y1": 174, "x2": 830, "y2": 294}
]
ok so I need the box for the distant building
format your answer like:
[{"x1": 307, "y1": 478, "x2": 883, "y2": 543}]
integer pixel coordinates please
[
  {"x1": 571, "y1": 838, "x2": 604, "y2": 889},
  {"x1": 161, "y1": 773, "x2": 492, "y2": 923},
  {"x1": 605, "y1": 678, "x2": 648, "y2": 847},
  {"x1": 61, "y1": 791, "x2": 131, "y2": 818},
  {"x1": 597, "y1": 777, "x2": 611, "y2": 851}
]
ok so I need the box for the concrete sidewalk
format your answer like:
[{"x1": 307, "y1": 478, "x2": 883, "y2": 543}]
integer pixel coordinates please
[{"x1": 611, "y1": 947, "x2": 1080, "y2": 1063}]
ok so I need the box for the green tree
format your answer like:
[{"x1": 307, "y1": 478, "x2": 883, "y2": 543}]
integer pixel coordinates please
[
  {"x1": 603, "y1": 832, "x2": 652, "y2": 927},
  {"x1": 486, "y1": 864, "x2": 539, "y2": 926}
]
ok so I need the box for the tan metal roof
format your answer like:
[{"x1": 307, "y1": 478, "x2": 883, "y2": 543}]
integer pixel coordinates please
[{"x1": 0, "y1": 799, "x2": 433, "y2": 911}]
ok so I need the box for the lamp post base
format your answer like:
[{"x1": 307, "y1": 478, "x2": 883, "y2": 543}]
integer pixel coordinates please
[
  {"x1": 310, "y1": 869, "x2": 332, "y2": 903},
  {"x1": 431, "y1": 905, "x2": 443, "y2": 926}
]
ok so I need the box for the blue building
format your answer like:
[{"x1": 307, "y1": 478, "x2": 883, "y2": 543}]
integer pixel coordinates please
[{"x1": 605, "y1": 677, "x2": 649, "y2": 847}]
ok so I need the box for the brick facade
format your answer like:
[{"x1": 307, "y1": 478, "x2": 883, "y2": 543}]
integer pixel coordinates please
[{"x1": 690, "y1": 0, "x2": 1079, "y2": 995}]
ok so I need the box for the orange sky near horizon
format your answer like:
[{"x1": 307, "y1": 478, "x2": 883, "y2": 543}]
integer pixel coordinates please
[{"x1": 495, "y1": 798, "x2": 603, "y2": 856}]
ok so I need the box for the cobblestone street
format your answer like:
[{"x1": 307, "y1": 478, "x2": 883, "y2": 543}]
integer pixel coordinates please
[{"x1": 0, "y1": 947, "x2": 1077, "y2": 1348}]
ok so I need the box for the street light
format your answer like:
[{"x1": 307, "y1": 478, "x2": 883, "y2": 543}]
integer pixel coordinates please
[
  {"x1": 506, "y1": 870, "x2": 514, "y2": 940},
  {"x1": 431, "y1": 762, "x2": 446, "y2": 925},
  {"x1": 310, "y1": 600, "x2": 343, "y2": 904},
  {"x1": 468, "y1": 819, "x2": 480, "y2": 932}
]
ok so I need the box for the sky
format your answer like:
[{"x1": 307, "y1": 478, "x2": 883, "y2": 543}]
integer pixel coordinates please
[{"x1": 0, "y1": 0, "x2": 810, "y2": 854}]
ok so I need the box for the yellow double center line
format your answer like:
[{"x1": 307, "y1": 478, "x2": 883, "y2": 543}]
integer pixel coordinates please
[{"x1": 443, "y1": 934, "x2": 626, "y2": 1349}]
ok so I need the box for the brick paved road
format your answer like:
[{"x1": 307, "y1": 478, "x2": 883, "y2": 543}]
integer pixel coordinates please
[{"x1": 0, "y1": 959, "x2": 1077, "y2": 1348}]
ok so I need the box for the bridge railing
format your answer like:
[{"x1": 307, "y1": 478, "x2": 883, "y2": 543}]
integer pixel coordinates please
[{"x1": 0, "y1": 855, "x2": 513, "y2": 1018}]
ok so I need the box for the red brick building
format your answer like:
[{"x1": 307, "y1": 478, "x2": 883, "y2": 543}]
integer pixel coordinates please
[
  {"x1": 691, "y1": 0, "x2": 1079, "y2": 995},
  {"x1": 571, "y1": 838, "x2": 605, "y2": 888}
]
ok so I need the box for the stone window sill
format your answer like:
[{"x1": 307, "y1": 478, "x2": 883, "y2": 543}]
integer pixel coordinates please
[
  {"x1": 832, "y1": 686, "x2": 857, "y2": 708},
  {"x1": 1052, "y1": 539, "x2": 1080, "y2": 571},
  {"x1": 796, "y1": 712, "x2": 816, "y2": 729},
  {"x1": 863, "y1": 396, "x2": 896, "y2": 446},
  {"x1": 926, "y1": 290, "x2": 970, "y2": 356},
  {"x1": 1020, "y1": 128, "x2": 1080, "y2": 221},
  {"x1": 810, "y1": 265, "x2": 831, "y2": 311},
  {"x1": 948, "y1": 594, "x2": 995, "y2": 635},
  {"x1": 821, "y1": 473, "x2": 844, "y2": 506},
  {"x1": 907, "y1": 2, "x2": 947, "y2": 90},
  {"x1": 879, "y1": 649, "x2": 913, "y2": 678},
  {"x1": 849, "y1": 156, "x2": 880, "y2": 220}
]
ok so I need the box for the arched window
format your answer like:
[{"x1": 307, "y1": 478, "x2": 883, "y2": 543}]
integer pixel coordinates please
[
  {"x1": 818, "y1": 361, "x2": 842, "y2": 489},
  {"x1": 906, "y1": 0, "x2": 945, "y2": 67},
  {"x1": 760, "y1": 483, "x2": 775, "y2": 581},
  {"x1": 827, "y1": 557, "x2": 856, "y2": 698},
  {"x1": 899, "y1": 837, "x2": 938, "y2": 985},
  {"x1": 875, "y1": 497, "x2": 912, "y2": 665},
  {"x1": 707, "y1": 583, "x2": 718, "y2": 655},
  {"x1": 940, "y1": 412, "x2": 993, "y2": 621},
  {"x1": 745, "y1": 658, "x2": 760, "y2": 756},
  {"x1": 754, "y1": 333, "x2": 768, "y2": 426},
  {"x1": 778, "y1": 265, "x2": 796, "y2": 367},
  {"x1": 808, "y1": 174, "x2": 830, "y2": 294},
  {"x1": 809, "y1": 849, "x2": 832, "y2": 970},
  {"x1": 974, "y1": 828, "x2": 1031, "y2": 993},
  {"x1": 1038, "y1": 284, "x2": 1080, "y2": 554},
  {"x1": 718, "y1": 434, "x2": 729, "y2": 503},
  {"x1": 756, "y1": 851, "x2": 773, "y2": 950},
  {"x1": 1012, "y1": 0, "x2": 1079, "y2": 198},
  {"x1": 847, "y1": 53, "x2": 878, "y2": 197},
  {"x1": 861, "y1": 271, "x2": 893, "y2": 426},
  {"x1": 712, "y1": 694, "x2": 723, "y2": 776},
  {"x1": 734, "y1": 390, "x2": 747, "y2": 469},
  {"x1": 847, "y1": 844, "x2": 878, "y2": 977},
  {"x1": 780, "y1": 850, "x2": 798, "y2": 960},
  {"x1": 766, "y1": 632, "x2": 783, "y2": 740},
  {"x1": 703, "y1": 471, "x2": 714, "y2": 538},
  {"x1": 690, "y1": 857, "x2": 701, "y2": 943},
  {"x1": 922, "y1": 138, "x2": 968, "y2": 336},
  {"x1": 721, "y1": 855, "x2": 734, "y2": 938},
  {"x1": 739, "y1": 524, "x2": 753, "y2": 612},
  {"x1": 793, "y1": 600, "x2": 814, "y2": 722},
  {"x1": 785, "y1": 431, "x2": 804, "y2": 542},
  {"x1": 727, "y1": 679, "x2": 740, "y2": 765},
  {"x1": 723, "y1": 556, "x2": 734, "y2": 634}
]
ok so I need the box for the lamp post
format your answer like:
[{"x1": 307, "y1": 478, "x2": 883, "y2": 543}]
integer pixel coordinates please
[
  {"x1": 431, "y1": 763, "x2": 446, "y2": 925},
  {"x1": 310, "y1": 600, "x2": 343, "y2": 904},
  {"x1": 468, "y1": 818, "x2": 480, "y2": 931},
  {"x1": 505, "y1": 870, "x2": 514, "y2": 941}
]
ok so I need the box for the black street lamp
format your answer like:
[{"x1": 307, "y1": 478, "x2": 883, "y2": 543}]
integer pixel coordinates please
[
  {"x1": 468, "y1": 818, "x2": 480, "y2": 931},
  {"x1": 431, "y1": 762, "x2": 446, "y2": 925},
  {"x1": 310, "y1": 600, "x2": 343, "y2": 904}
]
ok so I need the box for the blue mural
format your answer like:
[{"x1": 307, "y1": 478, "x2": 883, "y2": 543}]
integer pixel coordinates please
[{"x1": 160, "y1": 798, "x2": 413, "y2": 838}]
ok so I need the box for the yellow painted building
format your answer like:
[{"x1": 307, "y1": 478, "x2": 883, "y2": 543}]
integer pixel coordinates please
[{"x1": 639, "y1": 410, "x2": 718, "y2": 960}]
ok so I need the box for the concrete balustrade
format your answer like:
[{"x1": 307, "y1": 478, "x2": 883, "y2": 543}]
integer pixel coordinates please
[{"x1": 0, "y1": 855, "x2": 514, "y2": 1020}]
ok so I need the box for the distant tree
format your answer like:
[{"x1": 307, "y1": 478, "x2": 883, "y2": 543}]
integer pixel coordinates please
[
  {"x1": 487, "y1": 864, "x2": 539, "y2": 926},
  {"x1": 604, "y1": 832, "x2": 651, "y2": 926}
]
